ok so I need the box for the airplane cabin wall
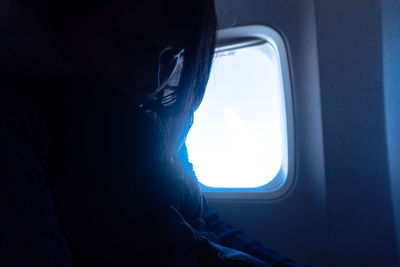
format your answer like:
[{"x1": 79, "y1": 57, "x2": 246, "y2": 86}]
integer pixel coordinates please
[
  {"x1": 382, "y1": 0, "x2": 400, "y2": 263},
  {"x1": 315, "y1": 0, "x2": 398, "y2": 266},
  {"x1": 210, "y1": 0, "x2": 400, "y2": 266},
  {"x1": 212, "y1": 0, "x2": 328, "y2": 265}
]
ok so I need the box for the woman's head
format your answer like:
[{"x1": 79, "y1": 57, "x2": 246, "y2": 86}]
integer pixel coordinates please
[{"x1": 26, "y1": 0, "x2": 217, "y2": 161}]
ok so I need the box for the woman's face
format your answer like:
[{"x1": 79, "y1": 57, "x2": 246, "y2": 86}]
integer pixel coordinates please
[{"x1": 66, "y1": 0, "x2": 190, "y2": 105}]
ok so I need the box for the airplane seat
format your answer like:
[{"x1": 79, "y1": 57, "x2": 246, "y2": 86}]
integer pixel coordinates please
[{"x1": 0, "y1": 0, "x2": 74, "y2": 80}]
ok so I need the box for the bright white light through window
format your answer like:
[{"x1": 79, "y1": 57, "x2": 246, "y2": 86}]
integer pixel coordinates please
[{"x1": 186, "y1": 41, "x2": 287, "y2": 188}]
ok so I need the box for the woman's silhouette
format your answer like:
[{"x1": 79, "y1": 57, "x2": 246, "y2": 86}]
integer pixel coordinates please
[{"x1": 0, "y1": 0, "x2": 310, "y2": 266}]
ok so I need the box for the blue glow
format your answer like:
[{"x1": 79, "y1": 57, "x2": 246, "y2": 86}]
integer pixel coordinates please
[{"x1": 186, "y1": 43, "x2": 287, "y2": 188}]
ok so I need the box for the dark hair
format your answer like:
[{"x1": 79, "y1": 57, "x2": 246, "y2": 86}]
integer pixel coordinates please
[
  {"x1": 16, "y1": 0, "x2": 217, "y2": 227},
  {"x1": 23, "y1": 0, "x2": 217, "y2": 162},
  {"x1": 156, "y1": 0, "x2": 217, "y2": 161}
]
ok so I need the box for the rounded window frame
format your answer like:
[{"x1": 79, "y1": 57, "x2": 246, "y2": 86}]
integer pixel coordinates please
[{"x1": 195, "y1": 25, "x2": 295, "y2": 200}]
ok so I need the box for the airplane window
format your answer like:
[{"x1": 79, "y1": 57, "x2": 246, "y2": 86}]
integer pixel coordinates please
[{"x1": 186, "y1": 28, "x2": 291, "y2": 195}]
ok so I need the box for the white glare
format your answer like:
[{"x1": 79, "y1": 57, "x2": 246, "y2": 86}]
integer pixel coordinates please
[{"x1": 186, "y1": 43, "x2": 285, "y2": 188}]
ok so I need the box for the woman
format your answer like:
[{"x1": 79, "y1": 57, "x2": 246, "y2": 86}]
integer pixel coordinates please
[{"x1": 0, "y1": 0, "x2": 310, "y2": 266}]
